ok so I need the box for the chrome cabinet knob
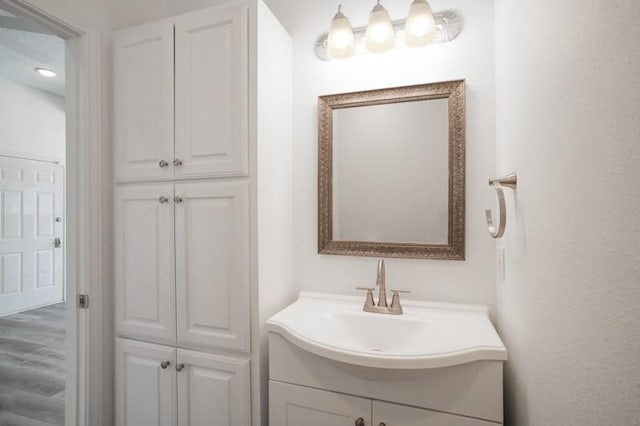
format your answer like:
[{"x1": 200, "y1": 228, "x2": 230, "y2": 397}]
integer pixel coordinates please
[
  {"x1": 160, "y1": 361, "x2": 170, "y2": 369},
  {"x1": 173, "y1": 159, "x2": 183, "y2": 167},
  {"x1": 355, "y1": 418, "x2": 365, "y2": 426},
  {"x1": 176, "y1": 363, "x2": 185, "y2": 372},
  {"x1": 158, "y1": 160, "x2": 169, "y2": 168},
  {"x1": 159, "y1": 196, "x2": 169, "y2": 204},
  {"x1": 173, "y1": 196, "x2": 183, "y2": 204}
]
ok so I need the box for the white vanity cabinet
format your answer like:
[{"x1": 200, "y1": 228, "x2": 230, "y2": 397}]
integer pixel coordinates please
[
  {"x1": 269, "y1": 333, "x2": 505, "y2": 426},
  {"x1": 115, "y1": 180, "x2": 250, "y2": 353},
  {"x1": 114, "y1": 2, "x2": 248, "y2": 182},
  {"x1": 116, "y1": 338, "x2": 250, "y2": 426},
  {"x1": 270, "y1": 381, "x2": 498, "y2": 426}
]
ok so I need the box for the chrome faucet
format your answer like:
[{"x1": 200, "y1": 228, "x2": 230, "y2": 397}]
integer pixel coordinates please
[{"x1": 357, "y1": 259, "x2": 410, "y2": 315}]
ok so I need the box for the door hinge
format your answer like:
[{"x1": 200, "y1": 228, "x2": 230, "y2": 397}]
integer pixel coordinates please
[{"x1": 78, "y1": 294, "x2": 89, "y2": 309}]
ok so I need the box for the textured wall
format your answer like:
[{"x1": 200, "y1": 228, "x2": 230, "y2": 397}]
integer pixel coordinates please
[
  {"x1": 0, "y1": 78, "x2": 65, "y2": 162},
  {"x1": 266, "y1": 0, "x2": 498, "y2": 305},
  {"x1": 494, "y1": 0, "x2": 640, "y2": 424}
]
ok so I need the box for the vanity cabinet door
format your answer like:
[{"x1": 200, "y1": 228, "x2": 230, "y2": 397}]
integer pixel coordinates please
[
  {"x1": 176, "y1": 349, "x2": 250, "y2": 425},
  {"x1": 270, "y1": 381, "x2": 371, "y2": 426},
  {"x1": 114, "y1": 20, "x2": 175, "y2": 182},
  {"x1": 372, "y1": 401, "x2": 499, "y2": 426},
  {"x1": 174, "y1": 180, "x2": 250, "y2": 352},
  {"x1": 115, "y1": 184, "x2": 176, "y2": 345},
  {"x1": 174, "y1": 3, "x2": 249, "y2": 178},
  {"x1": 115, "y1": 339, "x2": 177, "y2": 426}
]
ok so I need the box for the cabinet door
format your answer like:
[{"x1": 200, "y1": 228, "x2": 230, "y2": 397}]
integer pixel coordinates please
[
  {"x1": 373, "y1": 401, "x2": 499, "y2": 426},
  {"x1": 174, "y1": 3, "x2": 249, "y2": 178},
  {"x1": 270, "y1": 381, "x2": 371, "y2": 426},
  {"x1": 177, "y1": 349, "x2": 250, "y2": 425},
  {"x1": 115, "y1": 339, "x2": 177, "y2": 426},
  {"x1": 115, "y1": 184, "x2": 176, "y2": 344},
  {"x1": 174, "y1": 181, "x2": 249, "y2": 352},
  {"x1": 114, "y1": 19, "x2": 175, "y2": 182}
]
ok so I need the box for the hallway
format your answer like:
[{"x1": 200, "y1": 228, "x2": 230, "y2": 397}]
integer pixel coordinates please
[{"x1": 0, "y1": 303, "x2": 65, "y2": 425}]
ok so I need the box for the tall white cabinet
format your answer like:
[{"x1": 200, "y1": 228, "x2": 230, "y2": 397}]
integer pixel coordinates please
[{"x1": 113, "y1": 1, "x2": 294, "y2": 425}]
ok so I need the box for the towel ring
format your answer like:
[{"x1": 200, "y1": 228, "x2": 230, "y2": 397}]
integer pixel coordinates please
[{"x1": 485, "y1": 173, "x2": 517, "y2": 239}]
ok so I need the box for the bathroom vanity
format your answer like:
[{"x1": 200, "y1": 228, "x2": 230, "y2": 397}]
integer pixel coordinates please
[{"x1": 268, "y1": 293, "x2": 507, "y2": 425}]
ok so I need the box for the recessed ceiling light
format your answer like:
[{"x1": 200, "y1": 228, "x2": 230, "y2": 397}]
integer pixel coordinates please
[{"x1": 34, "y1": 67, "x2": 56, "y2": 78}]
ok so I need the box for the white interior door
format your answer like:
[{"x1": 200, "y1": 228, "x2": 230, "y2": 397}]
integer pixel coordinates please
[
  {"x1": 176, "y1": 349, "x2": 250, "y2": 426},
  {"x1": 0, "y1": 156, "x2": 64, "y2": 316},
  {"x1": 174, "y1": 180, "x2": 250, "y2": 353},
  {"x1": 115, "y1": 338, "x2": 177, "y2": 426},
  {"x1": 174, "y1": 3, "x2": 249, "y2": 178}
]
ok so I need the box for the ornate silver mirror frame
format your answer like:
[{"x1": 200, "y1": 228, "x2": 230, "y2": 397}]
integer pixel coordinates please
[{"x1": 317, "y1": 80, "x2": 466, "y2": 260}]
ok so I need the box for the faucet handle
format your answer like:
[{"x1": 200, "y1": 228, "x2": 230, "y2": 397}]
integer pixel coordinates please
[
  {"x1": 356, "y1": 287, "x2": 376, "y2": 309},
  {"x1": 389, "y1": 289, "x2": 411, "y2": 311}
]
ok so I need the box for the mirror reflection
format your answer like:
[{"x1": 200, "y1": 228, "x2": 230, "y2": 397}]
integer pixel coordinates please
[{"x1": 332, "y1": 99, "x2": 449, "y2": 244}]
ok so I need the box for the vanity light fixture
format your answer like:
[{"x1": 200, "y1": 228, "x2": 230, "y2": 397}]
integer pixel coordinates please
[
  {"x1": 316, "y1": 1, "x2": 462, "y2": 60},
  {"x1": 327, "y1": 5, "x2": 356, "y2": 60},
  {"x1": 405, "y1": 0, "x2": 437, "y2": 47},
  {"x1": 34, "y1": 67, "x2": 56, "y2": 77},
  {"x1": 365, "y1": 0, "x2": 395, "y2": 53}
]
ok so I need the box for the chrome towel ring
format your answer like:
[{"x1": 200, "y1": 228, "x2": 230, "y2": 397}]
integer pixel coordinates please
[{"x1": 486, "y1": 173, "x2": 517, "y2": 239}]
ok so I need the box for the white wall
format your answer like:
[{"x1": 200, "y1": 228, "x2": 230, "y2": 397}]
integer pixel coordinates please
[
  {"x1": 495, "y1": 0, "x2": 640, "y2": 424},
  {"x1": 265, "y1": 0, "x2": 497, "y2": 304},
  {"x1": 0, "y1": 78, "x2": 65, "y2": 162}
]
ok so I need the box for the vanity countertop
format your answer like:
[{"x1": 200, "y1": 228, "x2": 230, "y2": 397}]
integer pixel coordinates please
[{"x1": 267, "y1": 292, "x2": 507, "y2": 369}]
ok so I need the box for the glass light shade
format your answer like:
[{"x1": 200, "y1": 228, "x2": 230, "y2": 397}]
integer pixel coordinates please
[
  {"x1": 34, "y1": 67, "x2": 56, "y2": 77},
  {"x1": 327, "y1": 6, "x2": 355, "y2": 59},
  {"x1": 365, "y1": 1, "x2": 395, "y2": 53},
  {"x1": 404, "y1": 0, "x2": 436, "y2": 47}
]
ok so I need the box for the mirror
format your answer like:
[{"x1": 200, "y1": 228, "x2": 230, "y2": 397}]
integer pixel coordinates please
[{"x1": 318, "y1": 80, "x2": 465, "y2": 260}]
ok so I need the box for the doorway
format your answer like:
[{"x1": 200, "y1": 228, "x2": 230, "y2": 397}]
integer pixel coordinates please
[
  {"x1": 0, "y1": 0, "x2": 108, "y2": 424},
  {"x1": 0, "y1": 7, "x2": 68, "y2": 425}
]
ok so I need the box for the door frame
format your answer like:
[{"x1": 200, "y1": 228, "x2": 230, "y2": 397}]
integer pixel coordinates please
[{"x1": 0, "y1": 1, "x2": 109, "y2": 425}]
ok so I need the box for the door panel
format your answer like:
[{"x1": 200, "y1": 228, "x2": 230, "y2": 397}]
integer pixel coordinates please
[
  {"x1": 0, "y1": 157, "x2": 63, "y2": 316},
  {"x1": 270, "y1": 381, "x2": 371, "y2": 426},
  {"x1": 115, "y1": 338, "x2": 177, "y2": 426},
  {"x1": 174, "y1": 181, "x2": 249, "y2": 352},
  {"x1": 114, "y1": 19, "x2": 175, "y2": 182},
  {"x1": 115, "y1": 184, "x2": 176, "y2": 344},
  {"x1": 177, "y1": 349, "x2": 250, "y2": 426},
  {"x1": 174, "y1": 4, "x2": 248, "y2": 178},
  {"x1": 373, "y1": 401, "x2": 499, "y2": 426}
]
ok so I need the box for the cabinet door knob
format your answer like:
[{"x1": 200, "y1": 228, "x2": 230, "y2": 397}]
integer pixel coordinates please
[
  {"x1": 159, "y1": 196, "x2": 169, "y2": 204},
  {"x1": 379, "y1": 423, "x2": 386, "y2": 426},
  {"x1": 173, "y1": 196, "x2": 183, "y2": 204},
  {"x1": 158, "y1": 160, "x2": 169, "y2": 168},
  {"x1": 176, "y1": 363, "x2": 185, "y2": 372},
  {"x1": 355, "y1": 418, "x2": 365, "y2": 426},
  {"x1": 173, "y1": 159, "x2": 183, "y2": 167},
  {"x1": 160, "y1": 361, "x2": 170, "y2": 369}
]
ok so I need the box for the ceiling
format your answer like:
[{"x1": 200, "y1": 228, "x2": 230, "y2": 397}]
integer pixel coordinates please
[{"x1": 0, "y1": 7, "x2": 65, "y2": 96}]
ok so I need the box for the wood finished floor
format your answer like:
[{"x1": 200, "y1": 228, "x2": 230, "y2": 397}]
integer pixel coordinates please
[{"x1": 0, "y1": 303, "x2": 65, "y2": 426}]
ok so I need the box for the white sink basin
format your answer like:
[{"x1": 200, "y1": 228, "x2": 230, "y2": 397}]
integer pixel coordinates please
[{"x1": 267, "y1": 292, "x2": 507, "y2": 369}]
